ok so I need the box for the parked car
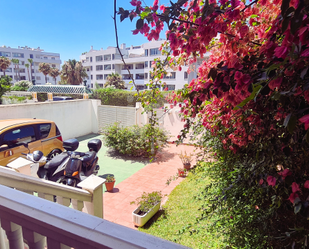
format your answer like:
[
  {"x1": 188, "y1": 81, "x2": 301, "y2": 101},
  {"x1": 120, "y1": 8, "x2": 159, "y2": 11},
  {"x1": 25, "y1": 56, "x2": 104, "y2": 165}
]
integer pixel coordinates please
[
  {"x1": 0, "y1": 118, "x2": 64, "y2": 166},
  {"x1": 52, "y1": 96, "x2": 74, "y2": 101}
]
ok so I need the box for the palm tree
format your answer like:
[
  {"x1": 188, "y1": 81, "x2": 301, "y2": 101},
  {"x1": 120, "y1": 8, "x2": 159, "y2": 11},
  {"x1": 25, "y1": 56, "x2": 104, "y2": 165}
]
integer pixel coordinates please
[
  {"x1": 38, "y1": 63, "x2": 51, "y2": 83},
  {"x1": 28, "y1": 58, "x2": 33, "y2": 82},
  {"x1": 49, "y1": 67, "x2": 60, "y2": 85},
  {"x1": 25, "y1": 63, "x2": 30, "y2": 81},
  {"x1": 0, "y1": 56, "x2": 11, "y2": 76},
  {"x1": 11, "y1": 59, "x2": 19, "y2": 81},
  {"x1": 104, "y1": 73, "x2": 125, "y2": 89},
  {"x1": 61, "y1": 59, "x2": 88, "y2": 85}
]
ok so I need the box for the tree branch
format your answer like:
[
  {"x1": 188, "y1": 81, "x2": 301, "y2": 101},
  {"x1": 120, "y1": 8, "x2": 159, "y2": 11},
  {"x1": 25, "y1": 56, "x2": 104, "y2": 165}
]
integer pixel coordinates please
[{"x1": 113, "y1": 0, "x2": 138, "y2": 92}]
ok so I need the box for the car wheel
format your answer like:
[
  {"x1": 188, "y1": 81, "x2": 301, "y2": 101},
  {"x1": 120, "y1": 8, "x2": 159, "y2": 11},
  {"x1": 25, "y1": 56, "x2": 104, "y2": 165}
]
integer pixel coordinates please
[{"x1": 47, "y1": 149, "x2": 62, "y2": 160}]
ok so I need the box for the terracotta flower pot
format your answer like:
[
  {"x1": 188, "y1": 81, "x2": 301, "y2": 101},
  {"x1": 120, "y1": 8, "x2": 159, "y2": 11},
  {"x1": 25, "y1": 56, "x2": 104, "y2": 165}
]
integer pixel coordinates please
[
  {"x1": 178, "y1": 169, "x2": 186, "y2": 177},
  {"x1": 105, "y1": 181, "x2": 115, "y2": 192},
  {"x1": 183, "y1": 163, "x2": 191, "y2": 170}
]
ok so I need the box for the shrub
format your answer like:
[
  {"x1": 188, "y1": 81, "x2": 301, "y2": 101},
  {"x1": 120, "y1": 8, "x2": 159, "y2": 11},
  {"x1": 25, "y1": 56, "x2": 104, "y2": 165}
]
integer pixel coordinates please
[
  {"x1": 11, "y1": 80, "x2": 32, "y2": 91},
  {"x1": 102, "y1": 122, "x2": 168, "y2": 157},
  {"x1": 130, "y1": 191, "x2": 163, "y2": 214}
]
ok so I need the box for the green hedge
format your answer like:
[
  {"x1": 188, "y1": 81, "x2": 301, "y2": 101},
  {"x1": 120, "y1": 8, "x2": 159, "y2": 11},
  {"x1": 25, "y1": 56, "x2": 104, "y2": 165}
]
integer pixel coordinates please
[{"x1": 92, "y1": 88, "x2": 170, "y2": 107}]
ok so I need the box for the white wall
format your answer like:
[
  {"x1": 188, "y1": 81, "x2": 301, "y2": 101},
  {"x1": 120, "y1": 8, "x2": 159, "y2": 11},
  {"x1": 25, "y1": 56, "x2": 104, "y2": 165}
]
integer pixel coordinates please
[{"x1": 0, "y1": 99, "x2": 101, "y2": 140}]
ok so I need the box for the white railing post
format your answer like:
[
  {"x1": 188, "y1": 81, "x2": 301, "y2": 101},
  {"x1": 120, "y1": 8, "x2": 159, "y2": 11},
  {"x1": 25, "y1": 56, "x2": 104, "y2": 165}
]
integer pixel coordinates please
[
  {"x1": 1, "y1": 220, "x2": 24, "y2": 249},
  {"x1": 78, "y1": 175, "x2": 105, "y2": 218},
  {"x1": 22, "y1": 228, "x2": 46, "y2": 249},
  {"x1": 0, "y1": 220, "x2": 8, "y2": 249}
]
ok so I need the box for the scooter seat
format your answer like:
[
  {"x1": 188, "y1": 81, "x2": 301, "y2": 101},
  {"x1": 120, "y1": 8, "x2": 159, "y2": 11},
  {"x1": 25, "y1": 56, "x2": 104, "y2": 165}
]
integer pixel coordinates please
[
  {"x1": 82, "y1": 151, "x2": 96, "y2": 169},
  {"x1": 45, "y1": 152, "x2": 69, "y2": 169}
]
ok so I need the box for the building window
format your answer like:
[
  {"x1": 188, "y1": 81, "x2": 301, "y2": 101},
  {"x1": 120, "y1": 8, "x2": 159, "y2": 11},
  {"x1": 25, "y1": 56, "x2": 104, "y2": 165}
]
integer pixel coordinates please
[
  {"x1": 20, "y1": 61, "x2": 24, "y2": 65},
  {"x1": 104, "y1": 54, "x2": 111, "y2": 61},
  {"x1": 13, "y1": 53, "x2": 24, "y2": 58},
  {"x1": 19, "y1": 69, "x2": 25, "y2": 73},
  {"x1": 91, "y1": 84, "x2": 93, "y2": 88},
  {"x1": 112, "y1": 54, "x2": 115, "y2": 60},
  {"x1": 145, "y1": 49, "x2": 148, "y2": 56},
  {"x1": 96, "y1": 65, "x2": 103, "y2": 71},
  {"x1": 36, "y1": 55, "x2": 41, "y2": 59},
  {"x1": 144, "y1": 61, "x2": 148, "y2": 68},
  {"x1": 0, "y1": 52, "x2": 10, "y2": 57},
  {"x1": 184, "y1": 72, "x2": 188, "y2": 79},
  {"x1": 91, "y1": 75, "x2": 93, "y2": 80},
  {"x1": 98, "y1": 84, "x2": 103, "y2": 88},
  {"x1": 104, "y1": 74, "x2": 109, "y2": 80},
  {"x1": 135, "y1": 63, "x2": 144, "y2": 69},
  {"x1": 36, "y1": 76, "x2": 41, "y2": 80},
  {"x1": 31, "y1": 69, "x2": 34, "y2": 73},
  {"x1": 136, "y1": 85, "x2": 145, "y2": 90},
  {"x1": 104, "y1": 64, "x2": 111, "y2": 70},
  {"x1": 135, "y1": 74, "x2": 144, "y2": 80},
  {"x1": 1, "y1": 68, "x2": 12, "y2": 72},
  {"x1": 166, "y1": 85, "x2": 175, "y2": 90},
  {"x1": 44, "y1": 57, "x2": 48, "y2": 59},
  {"x1": 30, "y1": 54, "x2": 33, "y2": 58},
  {"x1": 20, "y1": 76, "x2": 26, "y2": 80},
  {"x1": 51, "y1": 57, "x2": 55, "y2": 60},
  {"x1": 164, "y1": 72, "x2": 176, "y2": 79},
  {"x1": 90, "y1": 66, "x2": 93, "y2": 71},
  {"x1": 112, "y1": 64, "x2": 115, "y2": 69},
  {"x1": 96, "y1": 56, "x2": 103, "y2": 62},
  {"x1": 122, "y1": 64, "x2": 133, "y2": 70},
  {"x1": 150, "y1": 61, "x2": 154, "y2": 67},
  {"x1": 144, "y1": 73, "x2": 148, "y2": 79},
  {"x1": 52, "y1": 64, "x2": 56, "y2": 68},
  {"x1": 150, "y1": 48, "x2": 160, "y2": 56},
  {"x1": 122, "y1": 74, "x2": 131, "y2": 80},
  {"x1": 90, "y1": 57, "x2": 92, "y2": 62},
  {"x1": 96, "y1": 74, "x2": 103, "y2": 80}
]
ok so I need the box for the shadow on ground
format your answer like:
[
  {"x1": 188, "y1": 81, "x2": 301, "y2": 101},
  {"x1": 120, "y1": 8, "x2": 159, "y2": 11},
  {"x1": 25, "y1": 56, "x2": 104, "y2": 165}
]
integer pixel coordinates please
[{"x1": 106, "y1": 148, "x2": 150, "y2": 164}]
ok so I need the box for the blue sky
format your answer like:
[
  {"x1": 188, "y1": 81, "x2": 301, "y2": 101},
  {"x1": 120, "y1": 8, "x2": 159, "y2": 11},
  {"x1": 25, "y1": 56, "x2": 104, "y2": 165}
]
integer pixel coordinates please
[{"x1": 0, "y1": 0, "x2": 167, "y2": 63}]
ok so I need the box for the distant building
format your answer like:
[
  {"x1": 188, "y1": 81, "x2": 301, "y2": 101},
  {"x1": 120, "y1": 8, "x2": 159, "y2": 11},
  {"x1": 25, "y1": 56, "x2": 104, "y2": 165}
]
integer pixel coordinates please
[
  {"x1": 80, "y1": 40, "x2": 207, "y2": 90},
  {"x1": 0, "y1": 45, "x2": 61, "y2": 85}
]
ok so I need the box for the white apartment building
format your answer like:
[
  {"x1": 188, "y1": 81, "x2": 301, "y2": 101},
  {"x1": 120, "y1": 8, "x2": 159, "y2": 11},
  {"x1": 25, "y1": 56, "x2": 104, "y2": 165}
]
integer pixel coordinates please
[
  {"x1": 0, "y1": 45, "x2": 61, "y2": 85},
  {"x1": 80, "y1": 40, "x2": 207, "y2": 90}
]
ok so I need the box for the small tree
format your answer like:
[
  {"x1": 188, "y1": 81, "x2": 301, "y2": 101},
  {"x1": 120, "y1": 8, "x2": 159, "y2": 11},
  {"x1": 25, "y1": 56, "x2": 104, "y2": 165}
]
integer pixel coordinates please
[
  {"x1": 104, "y1": 73, "x2": 125, "y2": 89},
  {"x1": 0, "y1": 57, "x2": 11, "y2": 76},
  {"x1": 11, "y1": 59, "x2": 19, "y2": 81},
  {"x1": 61, "y1": 59, "x2": 88, "y2": 85},
  {"x1": 28, "y1": 58, "x2": 33, "y2": 82},
  {"x1": 49, "y1": 67, "x2": 60, "y2": 85},
  {"x1": 0, "y1": 76, "x2": 12, "y2": 104},
  {"x1": 38, "y1": 63, "x2": 51, "y2": 83},
  {"x1": 25, "y1": 63, "x2": 30, "y2": 81}
]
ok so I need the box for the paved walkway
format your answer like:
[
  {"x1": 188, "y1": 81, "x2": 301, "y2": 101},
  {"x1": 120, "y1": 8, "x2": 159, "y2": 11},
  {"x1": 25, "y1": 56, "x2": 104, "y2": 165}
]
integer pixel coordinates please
[{"x1": 102, "y1": 143, "x2": 196, "y2": 229}]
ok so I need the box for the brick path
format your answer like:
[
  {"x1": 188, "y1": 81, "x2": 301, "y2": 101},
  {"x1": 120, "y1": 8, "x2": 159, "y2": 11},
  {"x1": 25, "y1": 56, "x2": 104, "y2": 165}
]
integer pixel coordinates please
[{"x1": 103, "y1": 143, "x2": 196, "y2": 229}]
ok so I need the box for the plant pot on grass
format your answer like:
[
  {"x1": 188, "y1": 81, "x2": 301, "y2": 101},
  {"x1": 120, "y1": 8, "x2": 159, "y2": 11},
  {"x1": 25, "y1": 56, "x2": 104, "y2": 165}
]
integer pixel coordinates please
[
  {"x1": 105, "y1": 176, "x2": 115, "y2": 192},
  {"x1": 131, "y1": 191, "x2": 163, "y2": 227},
  {"x1": 178, "y1": 151, "x2": 194, "y2": 170}
]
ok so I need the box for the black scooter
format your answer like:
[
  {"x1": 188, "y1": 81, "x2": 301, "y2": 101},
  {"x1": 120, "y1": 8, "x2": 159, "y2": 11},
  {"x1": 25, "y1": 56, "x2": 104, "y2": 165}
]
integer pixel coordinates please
[{"x1": 37, "y1": 138, "x2": 101, "y2": 187}]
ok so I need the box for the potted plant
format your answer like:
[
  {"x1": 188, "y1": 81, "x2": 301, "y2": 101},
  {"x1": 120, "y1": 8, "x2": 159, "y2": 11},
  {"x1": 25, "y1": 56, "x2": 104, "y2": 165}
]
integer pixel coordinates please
[
  {"x1": 131, "y1": 191, "x2": 163, "y2": 227},
  {"x1": 178, "y1": 151, "x2": 193, "y2": 170},
  {"x1": 177, "y1": 168, "x2": 186, "y2": 177},
  {"x1": 105, "y1": 175, "x2": 115, "y2": 192}
]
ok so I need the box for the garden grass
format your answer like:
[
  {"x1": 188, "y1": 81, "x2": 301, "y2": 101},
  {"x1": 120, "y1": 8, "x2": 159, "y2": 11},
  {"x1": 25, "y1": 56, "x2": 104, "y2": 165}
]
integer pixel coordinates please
[{"x1": 138, "y1": 172, "x2": 225, "y2": 249}]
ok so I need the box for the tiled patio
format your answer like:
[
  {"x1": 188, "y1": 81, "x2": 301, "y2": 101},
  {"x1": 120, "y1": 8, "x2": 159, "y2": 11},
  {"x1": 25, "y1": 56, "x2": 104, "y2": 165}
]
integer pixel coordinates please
[{"x1": 103, "y1": 143, "x2": 196, "y2": 229}]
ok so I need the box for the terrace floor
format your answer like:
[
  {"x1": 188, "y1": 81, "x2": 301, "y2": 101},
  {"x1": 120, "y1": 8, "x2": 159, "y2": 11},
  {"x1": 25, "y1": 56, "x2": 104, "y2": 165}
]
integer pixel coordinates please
[{"x1": 77, "y1": 134, "x2": 196, "y2": 229}]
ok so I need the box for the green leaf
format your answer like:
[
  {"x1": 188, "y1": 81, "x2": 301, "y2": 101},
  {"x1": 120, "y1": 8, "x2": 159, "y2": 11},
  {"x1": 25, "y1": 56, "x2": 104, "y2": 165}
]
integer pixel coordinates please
[
  {"x1": 301, "y1": 68, "x2": 308, "y2": 79},
  {"x1": 294, "y1": 203, "x2": 301, "y2": 214},
  {"x1": 234, "y1": 85, "x2": 262, "y2": 110},
  {"x1": 136, "y1": 19, "x2": 144, "y2": 29}
]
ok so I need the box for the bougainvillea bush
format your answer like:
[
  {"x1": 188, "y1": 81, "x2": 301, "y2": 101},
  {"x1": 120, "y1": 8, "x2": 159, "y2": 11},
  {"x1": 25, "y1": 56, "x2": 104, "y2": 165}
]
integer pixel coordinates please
[{"x1": 119, "y1": 0, "x2": 309, "y2": 247}]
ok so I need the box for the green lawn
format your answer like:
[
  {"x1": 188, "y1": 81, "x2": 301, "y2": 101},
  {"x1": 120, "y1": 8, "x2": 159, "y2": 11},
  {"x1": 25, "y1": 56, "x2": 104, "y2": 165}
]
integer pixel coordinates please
[{"x1": 138, "y1": 172, "x2": 225, "y2": 249}]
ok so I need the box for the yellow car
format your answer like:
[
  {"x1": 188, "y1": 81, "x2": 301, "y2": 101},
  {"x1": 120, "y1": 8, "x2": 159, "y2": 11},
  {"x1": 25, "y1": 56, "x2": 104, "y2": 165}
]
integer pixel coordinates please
[{"x1": 0, "y1": 118, "x2": 64, "y2": 166}]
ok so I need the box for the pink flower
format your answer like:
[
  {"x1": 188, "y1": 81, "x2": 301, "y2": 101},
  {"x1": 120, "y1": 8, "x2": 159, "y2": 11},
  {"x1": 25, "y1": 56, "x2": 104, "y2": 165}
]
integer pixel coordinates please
[
  {"x1": 299, "y1": 114, "x2": 309, "y2": 130},
  {"x1": 278, "y1": 169, "x2": 292, "y2": 180},
  {"x1": 259, "y1": 179, "x2": 264, "y2": 185},
  {"x1": 288, "y1": 192, "x2": 299, "y2": 203},
  {"x1": 292, "y1": 182, "x2": 300, "y2": 193},
  {"x1": 269, "y1": 77, "x2": 282, "y2": 90},
  {"x1": 304, "y1": 180, "x2": 309, "y2": 189},
  {"x1": 267, "y1": 176, "x2": 276, "y2": 187}
]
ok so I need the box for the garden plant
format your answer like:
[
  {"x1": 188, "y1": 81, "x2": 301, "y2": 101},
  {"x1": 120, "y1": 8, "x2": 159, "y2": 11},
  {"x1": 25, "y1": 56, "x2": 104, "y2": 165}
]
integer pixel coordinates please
[{"x1": 118, "y1": 0, "x2": 309, "y2": 248}]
